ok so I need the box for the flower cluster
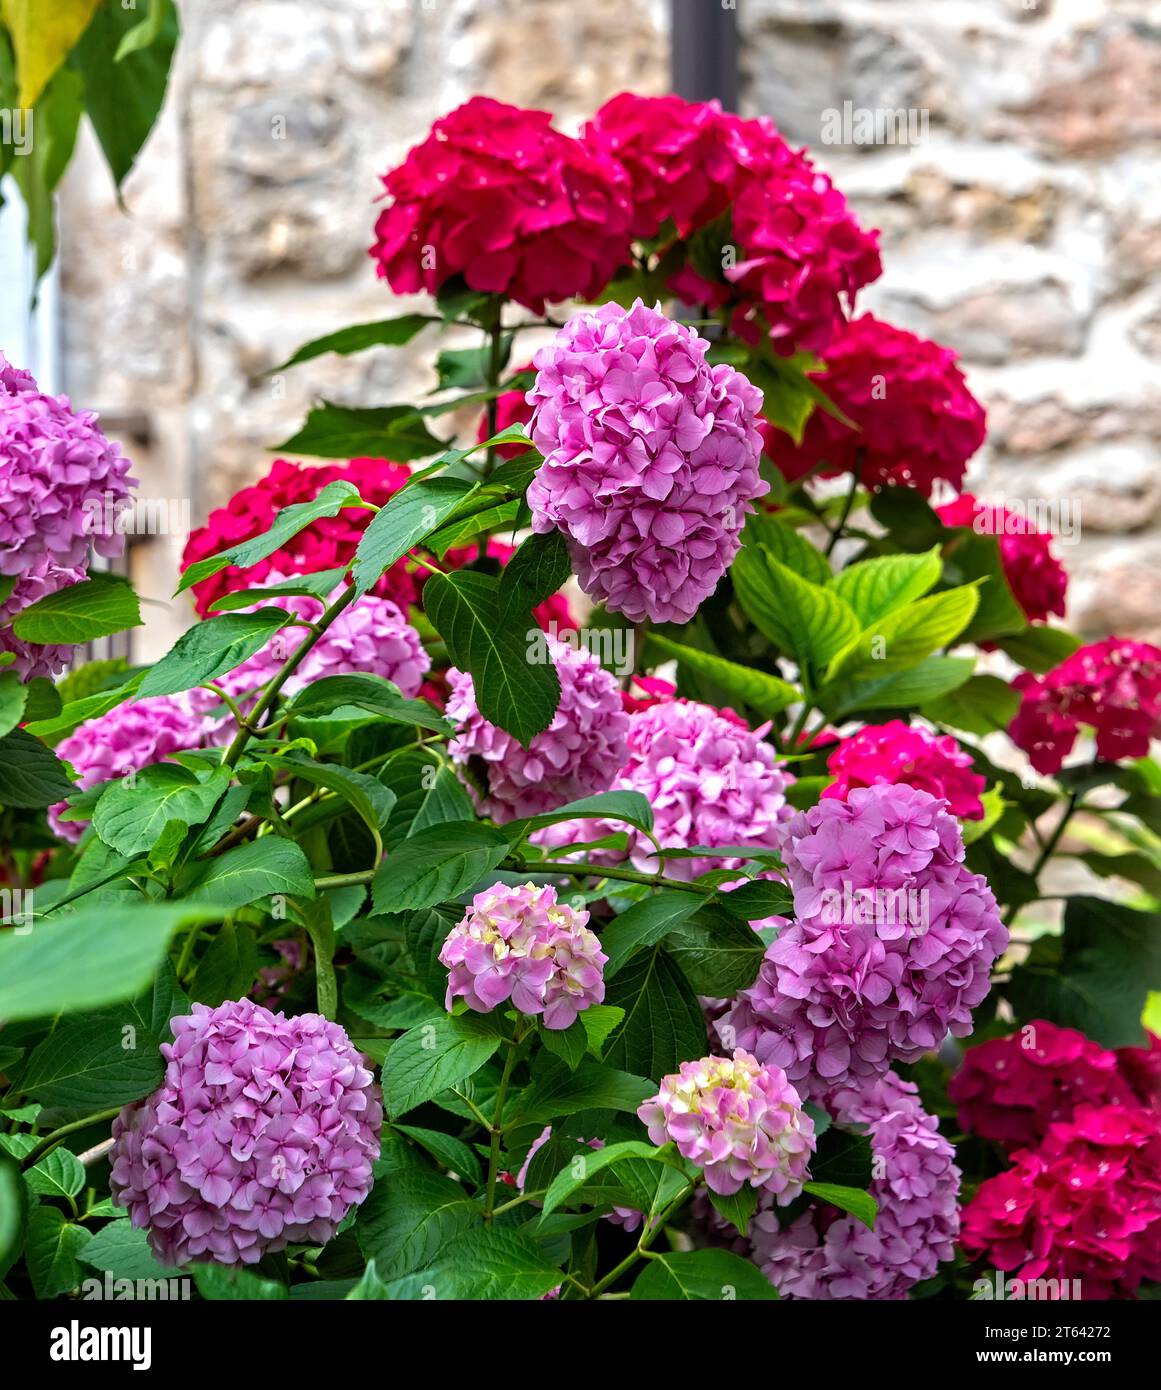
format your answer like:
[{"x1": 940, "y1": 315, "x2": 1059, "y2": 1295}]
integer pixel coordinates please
[
  {"x1": 761, "y1": 314, "x2": 986, "y2": 495},
  {"x1": 109, "y1": 1000, "x2": 382, "y2": 1267},
  {"x1": 637, "y1": 1050, "x2": 815, "y2": 1198},
  {"x1": 750, "y1": 1071, "x2": 961, "y2": 1299},
  {"x1": 371, "y1": 96, "x2": 633, "y2": 314},
  {"x1": 181, "y1": 457, "x2": 415, "y2": 618},
  {"x1": 0, "y1": 353, "x2": 135, "y2": 576},
  {"x1": 718, "y1": 785, "x2": 1008, "y2": 1098},
  {"x1": 960, "y1": 1104, "x2": 1161, "y2": 1299},
  {"x1": 1010, "y1": 637, "x2": 1161, "y2": 774},
  {"x1": 937, "y1": 493, "x2": 1068, "y2": 626},
  {"x1": 1117, "y1": 1032, "x2": 1161, "y2": 1110},
  {"x1": 440, "y1": 881, "x2": 607, "y2": 1030},
  {"x1": 527, "y1": 298, "x2": 767, "y2": 624},
  {"x1": 823, "y1": 719, "x2": 987, "y2": 820},
  {"x1": 950, "y1": 1021, "x2": 1137, "y2": 1151},
  {"x1": 446, "y1": 636, "x2": 628, "y2": 823},
  {"x1": 49, "y1": 693, "x2": 216, "y2": 842}
]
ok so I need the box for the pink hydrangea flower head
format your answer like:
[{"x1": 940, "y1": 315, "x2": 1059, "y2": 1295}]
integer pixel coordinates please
[
  {"x1": 49, "y1": 693, "x2": 215, "y2": 842},
  {"x1": 110, "y1": 999, "x2": 382, "y2": 1267},
  {"x1": 637, "y1": 1049, "x2": 815, "y2": 1198},
  {"x1": 217, "y1": 575, "x2": 430, "y2": 704},
  {"x1": 823, "y1": 719, "x2": 987, "y2": 820},
  {"x1": 750, "y1": 1071, "x2": 960, "y2": 1299},
  {"x1": 949, "y1": 1020, "x2": 1136, "y2": 1151},
  {"x1": 445, "y1": 635, "x2": 628, "y2": 823},
  {"x1": 717, "y1": 784, "x2": 1008, "y2": 1098},
  {"x1": 960, "y1": 1104, "x2": 1161, "y2": 1299},
  {"x1": 527, "y1": 299, "x2": 768, "y2": 624},
  {"x1": 0, "y1": 358, "x2": 135, "y2": 575},
  {"x1": 182, "y1": 457, "x2": 416, "y2": 618},
  {"x1": 937, "y1": 493, "x2": 1068, "y2": 625},
  {"x1": 761, "y1": 314, "x2": 985, "y2": 494},
  {"x1": 534, "y1": 698, "x2": 796, "y2": 881},
  {"x1": 439, "y1": 881, "x2": 607, "y2": 1030},
  {"x1": 1010, "y1": 637, "x2": 1161, "y2": 775},
  {"x1": 0, "y1": 554, "x2": 88, "y2": 680},
  {"x1": 370, "y1": 96, "x2": 634, "y2": 315}
]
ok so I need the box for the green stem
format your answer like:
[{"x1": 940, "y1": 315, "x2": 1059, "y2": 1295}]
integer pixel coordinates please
[
  {"x1": 222, "y1": 583, "x2": 358, "y2": 769},
  {"x1": 21, "y1": 1108, "x2": 124, "y2": 1168},
  {"x1": 587, "y1": 1183, "x2": 692, "y2": 1298},
  {"x1": 484, "y1": 1026, "x2": 525, "y2": 1220},
  {"x1": 824, "y1": 471, "x2": 860, "y2": 558},
  {"x1": 1004, "y1": 790, "x2": 1081, "y2": 927}
]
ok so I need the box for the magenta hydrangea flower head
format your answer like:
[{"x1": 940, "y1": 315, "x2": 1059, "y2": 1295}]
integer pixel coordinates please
[
  {"x1": 109, "y1": 999, "x2": 382, "y2": 1267},
  {"x1": 445, "y1": 635, "x2": 628, "y2": 823},
  {"x1": 440, "y1": 881, "x2": 607, "y2": 1030},
  {"x1": 526, "y1": 299, "x2": 767, "y2": 624},
  {"x1": 749, "y1": 1071, "x2": 960, "y2": 1299},
  {"x1": 216, "y1": 574, "x2": 431, "y2": 703},
  {"x1": 48, "y1": 693, "x2": 215, "y2": 842},
  {"x1": 638, "y1": 1049, "x2": 815, "y2": 1199},
  {"x1": 717, "y1": 784, "x2": 1008, "y2": 1098},
  {"x1": 0, "y1": 354, "x2": 135, "y2": 575},
  {"x1": 535, "y1": 697, "x2": 796, "y2": 882},
  {"x1": 0, "y1": 554, "x2": 87, "y2": 680},
  {"x1": 822, "y1": 719, "x2": 987, "y2": 820}
]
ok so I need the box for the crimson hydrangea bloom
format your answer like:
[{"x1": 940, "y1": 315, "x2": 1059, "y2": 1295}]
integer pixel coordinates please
[
  {"x1": 637, "y1": 1050, "x2": 815, "y2": 1199},
  {"x1": 960, "y1": 1105, "x2": 1161, "y2": 1299},
  {"x1": 110, "y1": 1000, "x2": 381, "y2": 1268},
  {"x1": 370, "y1": 96, "x2": 633, "y2": 315},
  {"x1": 49, "y1": 694, "x2": 215, "y2": 842},
  {"x1": 527, "y1": 299, "x2": 767, "y2": 623},
  {"x1": 0, "y1": 555, "x2": 87, "y2": 680},
  {"x1": 440, "y1": 881, "x2": 607, "y2": 1030},
  {"x1": 750, "y1": 1071, "x2": 960, "y2": 1299},
  {"x1": 182, "y1": 457, "x2": 415, "y2": 617},
  {"x1": 949, "y1": 1021, "x2": 1136, "y2": 1151},
  {"x1": 0, "y1": 354, "x2": 135, "y2": 575},
  {"x1": 717, "y1": 785, "x2": 1008, "y2": 1098},
  {"x1": 1010, "y1": 637, "x2": 1161, "y2": 775},
  {"x1": 761, "y1": 314, "x2": 986, "y2": 494},
  {"x1": 446, "y1": 635, "x2": 628, "y2": 823},
  {"x1": 535, "y1": 698, "x2": 797, "y2": 882},
  {"x1": 937, "y1": 493, "x2": 1068, "y2": 625},
  {"x1": 823, "y1": 719, "x2": 987, "y2": 820},
  {"x1": 1117, "y1": 1033, "x2": 1161, "y2": 1110}
]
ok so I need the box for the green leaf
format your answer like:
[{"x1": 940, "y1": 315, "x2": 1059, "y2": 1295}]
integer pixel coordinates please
[
  {"x1": 602, "y1": 947, "x2": 708, "y2": 1079},
  {"x1": 350, "y1": 477, "x2": 477, "y2": 596},
  {"x1": 4, "y1": 0, "x2": 101, "y2": 108},
  {"x1": 428, "y1": 499, "x2": 524, "y2": 557},
  {"x1": 540, "y1": 1140, "x2": 690, "y2": 1219},
  {"x1": 995, "y1": 625, "x2": 1083, "y2": 674},
  {"x1": 802, "y1": 1180, "x2": 877, "y2": 1230},
  {"x1": 825, "y1": 584, "x2": 980, "y2": 684},
  {"x1": 0, "y1": 903, "x2": 213, "y2": 1021},
  {"x1": 665, "y1": 905, "x2": 766, "y2": 994},
  {"x1": 25, "y1": 1148, "x2": 85, "y2": 1200},
  {"x1": 869, "y1": 488, "x2": 944, "y2": 548},
  {"x1": 113, "y1": 0, "x2": 173, "y2": 62},
  {"x1": 1006, "y1": 897, "x2": 1161, "y2": 1047},
  {"x1": 264, "y1": 754, "x2": 395, "y2": 857},
  {"x1": 538, "y1": 1018, "x2": 588, "y2": 1070},
  {"x1": 732, "y1": 546, "x2": 859, "y2": 671},
  {"x1": 0, "y1": 1154, "x2": 28, "y2": 1281},
  {"x1": 809, "y1": 1127, "x2": 873, "y2": 1188},
  {"x1": 24, "y1": 671, "x2": 144, "y2": 740},
  {"x1": 287, "y1": 674, "x2": 452, "y2": 735},
  {"x1": 513, "y1": 1059, "x2": 654, "y2": 1127},
  {"x1": 0, "y1": 728, "x2": 75, "y2": 807},
  {"x1": 185, "y1": 838, "x2": 316, "y2": 910},
  {"x1": 709, "y1": 1186, "x2": 759, "y2": 1237},
  {"x1": 831, "y1": 546, "x2": 943, "y2": 627},
  {"x1": 424, "y1": 570, "x2": 560, "y2": 746},
  {"x1": 646, "y1": 635, "x2": 799, "y2": 719},
  {"x1": 71, "y1": 0, "x2": 178, "y2": 188},
  {"x1": 78, "y1": 1222, "x2": 179, "y2": 1281},
  {"x1": 192, "y1": 1265, "x2": 287, "y2": 1300},
  {"x1": 631, "y1": 1249, "x2": 778, "y2": 1301},
  {"x1": 394, "y1": 1125, "x2": 483, "y2": 1186},
  {"x1": 272, "y1": 315, "x2": 432, "y2": 372},
  {"x1": 9, "y1": 66, "x2": 83, "y2": 278},
  {"x1": 380, "y1": 1014, "x2": 502, "y2": 1119},
  {"x1": 745, "y1": 515, "x2": 832, "y2": 586},
  {"x1": 600, "y1": 892, "x2": 704, "y2": 980},
  {"x1": 498, "y1": 531, "x2": 572, "y2": 607},
  {"x1": 137, "y1": 609, "x2": 289, "y2": 697},
  {"x1": 274, "y1": 402, "x2": 444, "y2": 462},
  {"x1": 207, "y1": 567, "x2": 350, "y2": 612},
  {"x1": 509, "y1": 790, "x2": 655, "y2": 843},
  {"x1": 25, "y1": 1206, "x2": 91, "y2": 1299},
  {"x1": 824, "y1": 654, "x2": 976, "y2": 718},
  {"x1": 372, "y1": 820, "x2": 510, "y2": 914},
  {"x1": 718, "y1": 878, "x2": 793, "y2": 922},
  {"x1": 923, "y1": 675, "x2": 1021, "y2": 737},
  {"x1": 345, "y1": 1259, "x2": 392, "y2": 1300},
  {"x1": 380, "y1": 750, "x2": 474, "y2": 845},
  {"x1": 0, "y1": 672, "x2": 28, "y2": 739},
  {"x1": 356, "y1": 1170, "x2": 478, "y2": 1277},
  {"x1": 190, "y1": 921, "x2": 259, "y2": 1008},
  {"x1": 384, "y1": 1228, "x2": 562, "y2": 1301},
  {"x1": 177, "y1": 480, "x2": 368, "y2": 594},
  {"x1": 91, "y1": 764, "x2": 228, "y2": 858},
  {"x1": 943, "y1": 533, "x2": 1028, "y2": 644},
  {"x1": 10, "y1": 573, "x2": 142, "y2": 645},
  {"x1": 578, "y1": 1005, "x2": 625, "y2": 1059}
]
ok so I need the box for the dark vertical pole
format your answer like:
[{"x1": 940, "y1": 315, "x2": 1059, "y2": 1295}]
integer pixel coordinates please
[{"x1": 671, "y1": 0, "x2": 739, "y2": 110}]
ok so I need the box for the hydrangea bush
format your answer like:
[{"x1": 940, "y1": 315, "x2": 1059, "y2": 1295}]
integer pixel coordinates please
[{"x1": 1, "y1": 91, "x2": 1158, "y2": 1305}]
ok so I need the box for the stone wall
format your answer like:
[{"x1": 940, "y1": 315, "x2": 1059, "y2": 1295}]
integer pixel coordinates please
[{"x1": 55, "y1": 0, "x2": 1159, "y2": 658}]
